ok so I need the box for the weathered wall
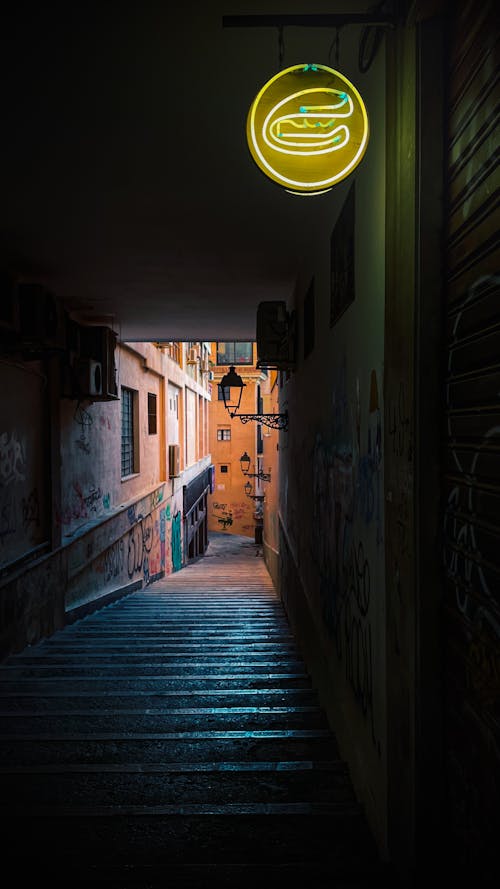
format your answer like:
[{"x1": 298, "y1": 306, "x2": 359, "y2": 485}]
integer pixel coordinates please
[
  {"x1": 65, "y1": 484, "x2": 184, "y2": 613},
  {"x1": 0, "y1": 360, "x2": 50, "y2": 569},
  {"x1": 276, "y1": 36, "x2": 388, "y2": 853},
  {"x1": 0, "y1": 339, "x2": 211, "y2": 660},
  {"x1": 57, "y1": 342, "x2": 165, "y2": 540}
]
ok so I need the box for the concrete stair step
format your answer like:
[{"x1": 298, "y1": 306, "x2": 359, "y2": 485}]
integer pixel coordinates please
[
  {"x1": 0, "y1": 537, "x2": 394, "y2": 886},
  {"x1": 0, "y1": 760, "x2": 357, "y2": 807},
  {"x1": 0, "y1": 731, "x2": 341, "y2": 765},
  {"x1": 0, "y1": 687, "x2": 318, "y2": 705}
]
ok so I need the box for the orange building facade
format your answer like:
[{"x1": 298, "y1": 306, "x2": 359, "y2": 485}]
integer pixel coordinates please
[{"x1": 207, "y1": 341, "x2": 272, "y2": 540}]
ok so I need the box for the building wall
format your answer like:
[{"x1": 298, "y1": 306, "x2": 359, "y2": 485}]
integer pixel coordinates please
[
  {"x1": 0, "y1": 336, "x2": 212, "y2": 660},
  {"x1": 207, "y1": 342, "x2": 266, "y2": 538},
  {"x1": 270, "y1": 29, "x2": 388, "y2": 857},
  {"x1": 0, "y1": 359, "x2": 50, "y2": 570},
  {"x1": 261, "y1": 369, "x2": 281, "y2": 579}
]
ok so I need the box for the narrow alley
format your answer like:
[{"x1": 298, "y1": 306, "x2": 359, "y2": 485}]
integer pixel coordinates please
[{"x1": 0, "y1": 3, "x2": 498, "y2": 886}]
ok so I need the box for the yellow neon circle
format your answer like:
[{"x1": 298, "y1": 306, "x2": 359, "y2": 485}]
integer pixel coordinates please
[{"x1": 246, "y1": 63, "x2": 369, "y2": 194}]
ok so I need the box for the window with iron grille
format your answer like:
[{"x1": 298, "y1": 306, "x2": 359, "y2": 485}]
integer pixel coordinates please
[
  {"x1": 147, "y1": 393, "x2": 157, "y2": 435},
  {"x1": 217, "y1": 428, "x2": 231, "y2": 441},
  {"x1": 216, "y1": 342, "x2": 253, "y2": 365},
  {"x1": 121, "y1": 387, "x2": 137, "y2": 477}
]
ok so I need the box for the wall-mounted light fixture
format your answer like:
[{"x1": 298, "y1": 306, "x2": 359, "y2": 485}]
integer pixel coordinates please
[
  {"x1": 244, "y1": 480, "x2": 266, "y2": 501},
  {"x1": 239, "y1": 451, "x2": 271, "y2": 482},
  {"x1": 220, "y1": 365, "x2": 288, "y2": 431}
]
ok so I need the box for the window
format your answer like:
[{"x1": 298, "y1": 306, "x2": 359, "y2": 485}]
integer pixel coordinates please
[
  {"x1": 165, "y1": 341, "x2": 181, "y2": 364},
  {"x1": 216, "y1": 342, "x2": 253, "y2": 365},
  {"x1": 147, "y1": 393, "x2": 157, "y2": 435},
  {"x1": 217, "y1": 384, "x2": 230, "y2": 402},
  {"x1": 121, "y1": 387, "x2": 138, "y2": 477},
  {"x1": 217, "y1": 428, "x2": 231, "y2": 441},
  {"x1": 220, "y1": 465, "x2": 229, "y2": 473}
]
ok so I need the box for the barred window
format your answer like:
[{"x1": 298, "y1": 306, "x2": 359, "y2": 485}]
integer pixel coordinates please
[{"x1": 121, "y1": 387, "x2": 138, "y2": 476}]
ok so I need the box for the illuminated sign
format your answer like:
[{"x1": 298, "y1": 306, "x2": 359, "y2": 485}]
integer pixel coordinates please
[{"x1": 246, "y1": 63, "x2": 369, "y2": 195}]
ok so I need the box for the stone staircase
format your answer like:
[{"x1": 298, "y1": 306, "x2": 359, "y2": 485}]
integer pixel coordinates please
[{"x1": 0, "y1": 534, "x2": 397, "y2": 887}]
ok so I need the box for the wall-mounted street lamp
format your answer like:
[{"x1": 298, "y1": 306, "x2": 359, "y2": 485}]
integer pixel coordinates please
[
  {"x1": 239, "y1": 451, "x2": 271, "y2": 482},
  {"x1": 220, "y1": 365, "x2": 288, "y2": 431},
  {"x1": 244, "y1": 480, "x2": 266, "y2": 501}
]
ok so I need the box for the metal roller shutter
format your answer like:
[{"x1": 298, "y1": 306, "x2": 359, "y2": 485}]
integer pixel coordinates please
[{"x1": 443, "y1": 0, "x2": 499, "y2": 872}]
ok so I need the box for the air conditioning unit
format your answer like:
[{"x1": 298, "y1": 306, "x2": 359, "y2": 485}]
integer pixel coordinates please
[
  {"x1": 74, "y1": 358, "x2": 103, "y2": 397},
  {"x1": 169, "y1": 443, "x2": 181, "y2": 477},
  {"x1": 256, "y1": 300, "x2": 295, "y2": 369},
  {"x1": 187, "y1": 346, "x2": 199, "y2": 364},
  {"x1": 77, "y1": 325, "x2": 118, "y2": 400}
]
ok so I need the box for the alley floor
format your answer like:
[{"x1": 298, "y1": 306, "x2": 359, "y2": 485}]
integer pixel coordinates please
[{"x1": 0, "y1": 532, "x2": 399, "y2": 887}]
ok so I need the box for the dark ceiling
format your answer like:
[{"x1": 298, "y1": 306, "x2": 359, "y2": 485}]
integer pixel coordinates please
[{"x1": 1, "y1": 1, "x2": 373, "y2": 341}]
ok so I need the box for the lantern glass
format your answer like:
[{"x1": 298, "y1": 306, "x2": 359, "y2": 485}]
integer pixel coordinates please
[
  {"x1": 239, "y1": 451, "x2": 251, "y2": 474},
  {"x1": 220, "y1": 365, "x2": 245, "y2": 413}
]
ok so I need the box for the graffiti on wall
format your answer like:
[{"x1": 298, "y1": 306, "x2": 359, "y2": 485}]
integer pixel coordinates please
[
  {"x1": 127, "y1": 513, "x2": 153, "y2": 583},
  {"x1": 73, "y1": 405, "x2": 93, "y2": 455},
  {"x1": 101, "y1": 539, "x2": 125, "y2": 582},
  {"x1": 0, "y1": 425, "x2": 47, "y2": 568},
  {"x1": 212, "y1": 502, "x2": 234, "y2": 529},
  {"x1": 0, "y1": 431, "x2": 27, "y2": 485},
  {"x1": 56, "y1": 482, "x2": 104, "y2": 527},
  {"x1": 160, "y1": 507, "x2": 166, "y2": 570},
  {"x1": 0, "y1": 490, "x2": 16, "y2": 545},
  {"x1": 309, "y1": 365, "x2": 383, "y2": 750},
  {"x1": 172, "y1": 510, "x2": 182, "y2": 571}
]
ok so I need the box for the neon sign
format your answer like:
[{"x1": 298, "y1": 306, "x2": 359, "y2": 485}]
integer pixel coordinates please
[{"x1": 246, "y1": 63, "x2": 369, "y2": 195}]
